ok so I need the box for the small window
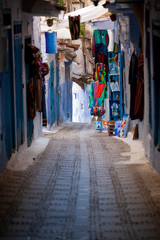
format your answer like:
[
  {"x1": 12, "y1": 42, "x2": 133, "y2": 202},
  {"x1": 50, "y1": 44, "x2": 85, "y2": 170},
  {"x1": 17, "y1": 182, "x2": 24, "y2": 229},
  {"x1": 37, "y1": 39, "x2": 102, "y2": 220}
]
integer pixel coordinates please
[
  {"x1": 14, "y1": 22, "x2": 22, "y2": 35},
  {"x1": 73, "y1": 93, "x2": 77, "y2": 99},
  {"x1": 3, "y1": 9, "x2": 11, "y2": 26}
]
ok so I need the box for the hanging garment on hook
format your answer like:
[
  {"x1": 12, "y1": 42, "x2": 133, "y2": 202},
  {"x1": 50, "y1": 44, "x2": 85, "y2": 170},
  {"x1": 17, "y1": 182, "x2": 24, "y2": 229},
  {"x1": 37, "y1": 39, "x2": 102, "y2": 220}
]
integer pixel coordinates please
[
  {"x1": 68, "y1": 15, "x2": 80, "y2": 40},
  {"x1": 92, "y1": 29, "x2": 109, "y2": 56}
]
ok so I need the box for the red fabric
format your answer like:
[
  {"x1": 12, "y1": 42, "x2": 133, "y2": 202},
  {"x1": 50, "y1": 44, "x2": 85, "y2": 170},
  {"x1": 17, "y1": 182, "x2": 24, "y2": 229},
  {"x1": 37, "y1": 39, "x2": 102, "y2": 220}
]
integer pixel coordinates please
[{"x1": 93, "y1": 82, "x2": 105, "y2": 99}]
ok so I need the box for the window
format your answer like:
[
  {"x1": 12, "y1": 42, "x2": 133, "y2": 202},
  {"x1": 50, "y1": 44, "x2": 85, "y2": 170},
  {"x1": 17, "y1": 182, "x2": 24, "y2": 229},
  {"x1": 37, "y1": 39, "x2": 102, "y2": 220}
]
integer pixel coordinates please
[{"x1": 73, "y1": 93, "x2": 77, "y2": 99}]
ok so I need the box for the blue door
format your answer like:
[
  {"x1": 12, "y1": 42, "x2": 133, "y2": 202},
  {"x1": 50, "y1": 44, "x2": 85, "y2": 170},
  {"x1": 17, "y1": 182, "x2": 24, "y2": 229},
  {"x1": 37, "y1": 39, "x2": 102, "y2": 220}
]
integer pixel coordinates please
[
  {"x1": 152, "y1": 29, "x2": 160, "y2": 150},
  {"x1": 48, "y1": 61, "x2": 55, "y2": 127},
  {"x1": 14, "y1": 22, "x2": 24, "y2": 150},
  {"x1": 56, "y1": 65, "x2": 60, "y2": 123},
  {"x1": 0, "y1": 28, "x2": 15, "y2": 171},
  {"x1": 26, "y1": 64, "x2": 34, "y2": 147}
]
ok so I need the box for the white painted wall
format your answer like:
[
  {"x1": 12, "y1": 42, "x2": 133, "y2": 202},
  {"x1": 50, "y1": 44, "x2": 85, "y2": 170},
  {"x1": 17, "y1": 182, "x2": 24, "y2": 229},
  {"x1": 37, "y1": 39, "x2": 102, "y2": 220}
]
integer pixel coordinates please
[
  {"x1": 72, "y1": 82, "x2": 91, "y2": 123},
  {"x1": 72, "y1": 39, "x2": 84, "y2": 78},
  {"x1": 143, "y1": 0, "x2": 160, "y2": 174}
]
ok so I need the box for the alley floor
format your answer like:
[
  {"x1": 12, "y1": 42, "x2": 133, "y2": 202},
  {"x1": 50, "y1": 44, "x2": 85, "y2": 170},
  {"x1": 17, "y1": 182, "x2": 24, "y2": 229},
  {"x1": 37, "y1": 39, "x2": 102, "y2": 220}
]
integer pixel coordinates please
[{"x1": 0, "y1": 123, "x2": 160, "y2": 240}]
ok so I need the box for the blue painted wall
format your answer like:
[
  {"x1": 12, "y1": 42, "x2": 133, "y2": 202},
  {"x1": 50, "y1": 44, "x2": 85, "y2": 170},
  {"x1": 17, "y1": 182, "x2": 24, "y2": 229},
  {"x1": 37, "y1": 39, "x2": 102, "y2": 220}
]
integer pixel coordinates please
[
  {"x1": 72, "y1": 82, "x2": 91, "y2": 123},
  {"x1": 56, "y1": 65, "x2": 60, "y2": 123},
  {"x1": 128, "y1": 13, "x2": 141, "y2": 55}
]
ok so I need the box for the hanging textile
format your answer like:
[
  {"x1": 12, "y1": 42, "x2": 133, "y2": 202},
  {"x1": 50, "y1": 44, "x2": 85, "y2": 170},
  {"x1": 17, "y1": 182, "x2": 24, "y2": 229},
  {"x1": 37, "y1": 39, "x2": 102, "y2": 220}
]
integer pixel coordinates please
[
  {"x1": 34, "y1": 77, "x2": 42, "y2": 112},
  {"x1": 92, "y1": 29, "x2": 109, "y2": 56},
  {"x1": 68, "y1": 15, "x2": 80, "y2": 40},
  {"x1": 89, "y1": 29, "x2": 110, "y2": 117},
  {"x1": 90, "y1": 82, "x2": 106, "y2": 107},
  {"x1": 27, "y1": 82, "x2": 35, "y2": 120},
  {"x1": 113, "y1": 42, "x2": 118, "y2": 54},
  {"x1": 95, "y1": 52, "x2": 108, "y2": 73},
  {"x1": 45, "y1": 32, "x2": 57, "y2": 54},
  {"x1": 42, "y1": 82, "x2": 47, "y2": 126},
  {"x1": 129, "y1": 52, "x2": 138, "y2": 120},
  {"x1": 93, "y1": 64, "x2": 107, "y2": 86},
  {"x1": 134, "y1": 52, "x2": 144, "y2": 121}
]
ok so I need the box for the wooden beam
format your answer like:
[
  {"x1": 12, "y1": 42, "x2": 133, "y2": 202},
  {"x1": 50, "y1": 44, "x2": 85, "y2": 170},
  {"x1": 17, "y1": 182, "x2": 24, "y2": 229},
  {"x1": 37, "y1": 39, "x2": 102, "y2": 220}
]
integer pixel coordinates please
[
  {"x1": 22, "y1": 0, "x2": 66, "y2": 14},
  {"x1": 22, "y1": 0, "x2": 37, "y2": 12}
]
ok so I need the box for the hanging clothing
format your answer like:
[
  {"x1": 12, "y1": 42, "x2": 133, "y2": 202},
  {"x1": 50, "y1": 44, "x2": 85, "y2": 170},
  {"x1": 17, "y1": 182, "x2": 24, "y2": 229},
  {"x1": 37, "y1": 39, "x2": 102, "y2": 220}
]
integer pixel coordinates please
[
  {"x1": 34, "y1": 77, "x2": 42, "y2": 112},
  {"x1": 90, "y1": 82, "x2": 106, "y2": 107},
  {"x1": 93, "y1": 67, "x2": 107, "y2": 86},
  {"x1": 68, "y1": 15, "x2": 80, "y2": 40},
  {"x1": 42, "y1": 82, "x2": 47, "y2": 126},
  {"x1": 134, "y1": 52, "x2": 144, "y2": 121},
  {"x1": 92, "y1": 29, "x2": 109, "y2": 56},
  {"x1": 27, "y1": 82, "x2": 35, "y2": 120},
  {"x1": 95, "y1": 52, "x2": 108, "y2": 73},
  {"x1": 129, "y1": 52, "x2": 138, "y2": 120},
  {"x1": 90, "y1": 29, "x2": 109, "y2": 117}
]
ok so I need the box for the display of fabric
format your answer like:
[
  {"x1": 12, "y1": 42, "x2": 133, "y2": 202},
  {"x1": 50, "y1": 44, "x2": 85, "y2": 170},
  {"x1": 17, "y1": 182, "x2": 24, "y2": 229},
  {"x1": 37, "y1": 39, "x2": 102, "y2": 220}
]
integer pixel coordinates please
[
  {"x1": 90, "y1": 106, "x2": 105, "y2": 116},
  {"x1": 42, "y1": 82, "x2": 47, "y2": 126},
  {"x1": 129, "y1": 52, "x2": 138, "y2": 120},
  {"x1": 92, "y1": 29, "x2": 109, "y2": 56},
  {"x1": 68, "y1": 15, "x2": 80, "y2": 40},
  {"x1": 90, "y1": 29, "x2": 109, "y2": 117},
  {"x1": 90, "y1": 82, "x2": 106, "y2": 107},
  {"x1": 134, "y1": 52, "x2": 144, "y2": 121},
  {"x1": 42, "y1": 62, "x2": 50, "y2": 76},
  {"x1": 93, "y1": 64, "x2": 107, "y2": 86},
  {"x1": 95, "y1": 52, "x2": 108, "y2": 73},
  {"x1": 25, "y1": 43, "x2": 50, "y2": 122}
]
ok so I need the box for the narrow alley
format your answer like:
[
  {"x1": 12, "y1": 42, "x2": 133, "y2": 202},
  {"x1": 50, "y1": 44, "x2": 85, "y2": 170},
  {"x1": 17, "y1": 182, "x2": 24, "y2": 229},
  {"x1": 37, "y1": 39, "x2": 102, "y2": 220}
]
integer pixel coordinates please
[{"x1": 0, "y1": 123, "x2": 160, "y2": 240}]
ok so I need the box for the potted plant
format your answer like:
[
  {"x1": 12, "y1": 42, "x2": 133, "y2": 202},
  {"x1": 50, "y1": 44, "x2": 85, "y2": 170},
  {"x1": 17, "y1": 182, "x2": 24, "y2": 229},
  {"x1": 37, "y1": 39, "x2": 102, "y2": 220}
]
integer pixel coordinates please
[
  {"x1": 45, "y1": 17, "x2": 56, "y2": 27},
  {"x1": 45, "y1": 17, "x2": 61, "y2": 27}
]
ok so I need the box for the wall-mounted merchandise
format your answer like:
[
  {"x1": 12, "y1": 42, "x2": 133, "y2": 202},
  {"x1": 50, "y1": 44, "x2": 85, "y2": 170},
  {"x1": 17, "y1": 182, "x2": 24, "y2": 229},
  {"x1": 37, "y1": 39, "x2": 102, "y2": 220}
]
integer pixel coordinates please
[
  {"x1": 90, "y1": 29, "x2": 109, "y2": 120},
  {"x1": 108, "y1": 50, "x2": 123, "y2": 122},
  {"x1": 119, "y1": 114, "x2": 129, "y2": 138},
  {"x1": 110, "y1": 100, "x2": 120, "y2": 120}
]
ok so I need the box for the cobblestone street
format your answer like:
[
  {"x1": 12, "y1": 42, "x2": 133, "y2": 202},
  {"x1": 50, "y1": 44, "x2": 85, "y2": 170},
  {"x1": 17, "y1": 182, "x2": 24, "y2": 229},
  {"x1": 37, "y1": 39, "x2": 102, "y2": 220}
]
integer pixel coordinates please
[{"x1": 0, "y1": 123, "x2": 160, "y2": 240}]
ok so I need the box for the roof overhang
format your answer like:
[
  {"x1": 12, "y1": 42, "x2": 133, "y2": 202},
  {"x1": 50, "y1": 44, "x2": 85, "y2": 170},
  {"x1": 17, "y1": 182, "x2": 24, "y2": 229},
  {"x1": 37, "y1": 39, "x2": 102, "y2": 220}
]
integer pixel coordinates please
[
  {"x1": 103, "y1": 0, "x2": 144, "y2": 13},
  {"x1": 22, "y1": 0, "x2": 66, "y2": 16},
  {"x1": 115, "y1": 0, "x2": 144, "y2": 3},
  {"x1": 103, "y1": 2, "x2": 133, "y2": 13}
]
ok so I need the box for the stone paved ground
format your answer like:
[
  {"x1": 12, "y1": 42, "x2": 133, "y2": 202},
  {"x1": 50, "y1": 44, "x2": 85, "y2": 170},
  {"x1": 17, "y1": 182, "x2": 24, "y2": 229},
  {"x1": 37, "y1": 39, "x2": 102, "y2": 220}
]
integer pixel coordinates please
[{"x1": 0, "y1": 123, "x2": 160, "y2": 240}]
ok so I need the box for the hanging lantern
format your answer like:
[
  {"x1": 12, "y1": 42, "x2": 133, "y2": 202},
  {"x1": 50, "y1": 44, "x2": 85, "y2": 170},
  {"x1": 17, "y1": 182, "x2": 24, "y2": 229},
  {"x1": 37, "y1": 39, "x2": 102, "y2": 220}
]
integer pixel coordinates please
[
  {"x1": 46, "y1": 19, "x2": 54, "y2": 27},
  {"x1": 45, "y1": 32, "x2": 57, "y2": 54},
  {"x1": 110, "y1": 13, "x2": 117, "y2": 21}
]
